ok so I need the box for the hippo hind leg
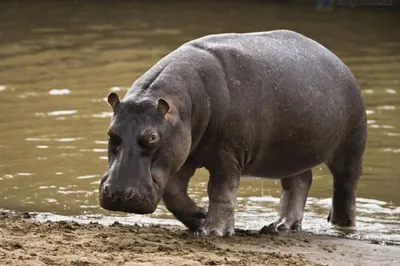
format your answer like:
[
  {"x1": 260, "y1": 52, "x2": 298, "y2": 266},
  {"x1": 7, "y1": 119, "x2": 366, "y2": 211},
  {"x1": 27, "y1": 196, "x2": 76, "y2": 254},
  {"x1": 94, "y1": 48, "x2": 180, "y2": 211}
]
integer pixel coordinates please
[
  {"x1": 162, "y1": 158, "x2": 206, "y2": 231},
  {"x1": 325, "y1": 121, "x2": 366, "y2": 227},
  {"x1": 260, "y1": 170, "x2": 312, "y2": 234}
]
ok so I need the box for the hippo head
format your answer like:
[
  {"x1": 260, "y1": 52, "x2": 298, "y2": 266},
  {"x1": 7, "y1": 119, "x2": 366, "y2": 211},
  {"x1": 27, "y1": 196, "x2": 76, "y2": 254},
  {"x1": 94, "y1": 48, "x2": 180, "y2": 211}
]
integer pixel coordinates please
[{"x1": 99, "y1": 92, "x2": 191, "y2": 214}]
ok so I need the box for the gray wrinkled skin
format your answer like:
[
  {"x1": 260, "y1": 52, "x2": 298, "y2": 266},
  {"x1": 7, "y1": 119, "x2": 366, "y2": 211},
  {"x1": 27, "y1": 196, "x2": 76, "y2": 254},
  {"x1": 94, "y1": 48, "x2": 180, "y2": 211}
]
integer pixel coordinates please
[{"x1": 98, "y1": 30, "x2": 367, "y2": 237}]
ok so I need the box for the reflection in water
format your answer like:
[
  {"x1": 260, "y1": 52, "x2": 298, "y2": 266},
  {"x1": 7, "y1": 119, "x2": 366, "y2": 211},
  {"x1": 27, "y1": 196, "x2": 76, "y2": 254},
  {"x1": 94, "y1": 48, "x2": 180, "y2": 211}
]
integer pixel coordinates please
[{"x1": 0, "y1": 1, "x2": 399, "y2": 244}]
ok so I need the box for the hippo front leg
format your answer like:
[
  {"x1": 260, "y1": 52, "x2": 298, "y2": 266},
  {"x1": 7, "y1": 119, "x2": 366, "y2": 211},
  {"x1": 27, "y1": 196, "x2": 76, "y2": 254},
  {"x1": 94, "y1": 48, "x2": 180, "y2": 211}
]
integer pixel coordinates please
[
  {"x1": 260, "y1": 170, "x2": 312, "y2": 234},
  {"x1": 163, "y1": 159, "x2": 206, "y2": 231},
  {"x1": 195, "y1": 152, "x2": 240, "y2": 237}
]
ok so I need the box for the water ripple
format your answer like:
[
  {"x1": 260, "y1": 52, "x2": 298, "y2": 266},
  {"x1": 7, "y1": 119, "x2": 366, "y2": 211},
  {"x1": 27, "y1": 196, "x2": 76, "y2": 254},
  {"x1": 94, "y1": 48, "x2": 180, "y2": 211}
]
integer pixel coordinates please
[
  {"x1": 76, "y1": 175, "x2": 99, "y2": 180},
  {"x1": 49, "y1": 89, "x2": 70, "y2": 95},
  {"x1": 92, "y1": 112, "x2": 112, "y2": 118},
  {"x1": 47, "y1": 110, "x2": 78, "y2": 116}
]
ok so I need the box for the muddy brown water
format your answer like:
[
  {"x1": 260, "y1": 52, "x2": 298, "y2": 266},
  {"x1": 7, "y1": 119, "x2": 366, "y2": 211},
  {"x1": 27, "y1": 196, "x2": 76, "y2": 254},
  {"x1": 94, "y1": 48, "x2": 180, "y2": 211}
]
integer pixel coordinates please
[{"x1": 0, "y1": 1, "x2": 399, "y2": 244}]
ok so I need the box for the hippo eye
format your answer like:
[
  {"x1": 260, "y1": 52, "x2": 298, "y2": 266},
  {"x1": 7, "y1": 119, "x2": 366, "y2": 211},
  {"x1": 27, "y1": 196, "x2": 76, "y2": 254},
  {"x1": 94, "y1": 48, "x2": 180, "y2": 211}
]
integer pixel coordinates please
[
  {"x1": 138, "y1": 130, "x2": 160, "y2": 149},
  {"x1": 108, "y1": 132, "x2": 122, "y2": 147},
  {"x1": 149, "y1": 132, "x2": 158, "y2": 143}
]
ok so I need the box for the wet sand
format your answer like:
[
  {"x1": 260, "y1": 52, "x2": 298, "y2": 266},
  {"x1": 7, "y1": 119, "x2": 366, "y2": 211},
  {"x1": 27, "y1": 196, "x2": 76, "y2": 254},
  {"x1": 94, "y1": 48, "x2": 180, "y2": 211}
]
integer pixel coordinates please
[{"x1": 0, "y1": 211, "x2": 398, "y2": 266}]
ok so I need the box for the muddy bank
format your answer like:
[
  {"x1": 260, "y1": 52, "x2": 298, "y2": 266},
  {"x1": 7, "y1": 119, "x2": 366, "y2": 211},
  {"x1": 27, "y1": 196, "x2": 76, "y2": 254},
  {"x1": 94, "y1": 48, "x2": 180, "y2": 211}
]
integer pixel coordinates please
[{"x1": 0, "y1": 212, "x2": 398, "y2": 266}]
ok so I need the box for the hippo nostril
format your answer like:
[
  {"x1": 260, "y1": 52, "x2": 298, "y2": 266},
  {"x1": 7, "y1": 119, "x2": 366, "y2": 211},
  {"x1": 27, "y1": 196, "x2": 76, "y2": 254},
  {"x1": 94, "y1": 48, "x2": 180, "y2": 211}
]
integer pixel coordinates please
[
  {"x1": 126, "y1": 189, "x2": 134, "y2": 200},
  {"x1": 103, "y1": 185, "x2": 112, "y2": 198}
]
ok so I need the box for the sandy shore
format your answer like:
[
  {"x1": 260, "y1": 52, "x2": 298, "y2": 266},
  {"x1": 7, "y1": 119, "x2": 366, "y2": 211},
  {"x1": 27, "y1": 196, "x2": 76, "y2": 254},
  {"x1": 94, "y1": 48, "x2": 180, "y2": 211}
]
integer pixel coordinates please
[{"x1": 0, "y1": 211, "x2": 398, "y2": 266}]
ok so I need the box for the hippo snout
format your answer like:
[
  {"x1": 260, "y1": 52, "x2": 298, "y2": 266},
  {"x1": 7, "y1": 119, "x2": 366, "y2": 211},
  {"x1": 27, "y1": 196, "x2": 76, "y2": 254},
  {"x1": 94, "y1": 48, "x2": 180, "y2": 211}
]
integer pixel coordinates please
[
  {"x1": 102, "y1": 184, "x2": 135, "y2": 201},
  {"x1": 99, "y1": 183, "x2": 159, "y2": 214}
]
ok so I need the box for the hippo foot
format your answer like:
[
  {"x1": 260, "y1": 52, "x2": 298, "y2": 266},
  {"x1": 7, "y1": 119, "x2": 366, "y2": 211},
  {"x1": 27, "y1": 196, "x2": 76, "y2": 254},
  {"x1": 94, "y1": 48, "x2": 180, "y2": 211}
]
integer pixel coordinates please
[
  {"x1": 259, "y1": 219, "x2": 302, "y2": 235},
  {"x1": 176, "y1": 207, "x2": 207, "y2": 231},
  {"x1": 327, "y1": 209, "x2": 355, "y2": 227},
  {"x1": 194, "y1": 220, "x2": 234, "y2": 237}
]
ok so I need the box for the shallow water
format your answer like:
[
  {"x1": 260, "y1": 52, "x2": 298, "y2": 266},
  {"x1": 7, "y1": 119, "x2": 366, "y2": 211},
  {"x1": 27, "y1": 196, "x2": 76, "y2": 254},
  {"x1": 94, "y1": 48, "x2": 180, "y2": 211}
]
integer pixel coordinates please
[{"x1": 0, "y1": 1, "x2": 399, "y2": 244}]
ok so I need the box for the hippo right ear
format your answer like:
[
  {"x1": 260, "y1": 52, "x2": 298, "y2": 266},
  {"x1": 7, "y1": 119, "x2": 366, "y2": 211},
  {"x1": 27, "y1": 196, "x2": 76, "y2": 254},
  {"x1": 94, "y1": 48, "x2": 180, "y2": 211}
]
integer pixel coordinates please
[
  {"x1": 107, "y1": 92, "x2": 120, "y2": 110},
  {"x1": 157, "y1": 98, "x2": 170, "y2": 118},
  {"x1": 157, "y1": 98, "x2": 179, "y2": 125}
]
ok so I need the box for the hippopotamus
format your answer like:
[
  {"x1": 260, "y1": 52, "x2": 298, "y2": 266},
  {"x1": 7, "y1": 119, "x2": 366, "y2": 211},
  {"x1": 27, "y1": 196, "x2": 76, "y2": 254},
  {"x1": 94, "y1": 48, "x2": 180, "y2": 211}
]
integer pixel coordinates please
[{"x1": 99, "y1": 30, "x2": 367, "y2": 236}]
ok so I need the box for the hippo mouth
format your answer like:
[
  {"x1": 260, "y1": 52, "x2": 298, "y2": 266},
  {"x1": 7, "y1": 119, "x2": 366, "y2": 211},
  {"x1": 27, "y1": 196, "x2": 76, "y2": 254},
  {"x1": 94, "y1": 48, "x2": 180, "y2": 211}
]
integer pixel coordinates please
[{"x1": 150, "y1": 174, "x2": 162, "y2": 193}]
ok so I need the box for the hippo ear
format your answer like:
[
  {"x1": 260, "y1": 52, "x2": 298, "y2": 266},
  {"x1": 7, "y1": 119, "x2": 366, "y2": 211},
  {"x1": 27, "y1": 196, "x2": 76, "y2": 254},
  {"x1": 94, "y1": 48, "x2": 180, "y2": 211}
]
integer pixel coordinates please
[
  {"x1": 107, "y1": 92, "x2": 120, "y2": 110},
  {"x1": 157, "y1": 98, "x2": 170, "y2": 118}
]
